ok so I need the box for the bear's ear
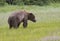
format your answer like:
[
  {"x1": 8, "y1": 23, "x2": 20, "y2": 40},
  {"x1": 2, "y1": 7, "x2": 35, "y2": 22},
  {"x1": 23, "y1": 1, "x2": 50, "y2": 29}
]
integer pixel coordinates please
[
  {"x1": 28, "y1": 13, "x2": 33, "y2": 19},
  {"x1": 29, "y1": 13, "x2": 33, "y2": 15},
  {"x1": 28, "y1": 13, "x2": 33, "y2": 17}
]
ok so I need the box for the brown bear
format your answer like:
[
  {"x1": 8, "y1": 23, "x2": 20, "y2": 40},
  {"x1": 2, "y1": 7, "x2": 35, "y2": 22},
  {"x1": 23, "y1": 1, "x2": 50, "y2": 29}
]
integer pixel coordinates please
[{"x1": 8, "y1": 10, "x2": 36, "y2": 29}]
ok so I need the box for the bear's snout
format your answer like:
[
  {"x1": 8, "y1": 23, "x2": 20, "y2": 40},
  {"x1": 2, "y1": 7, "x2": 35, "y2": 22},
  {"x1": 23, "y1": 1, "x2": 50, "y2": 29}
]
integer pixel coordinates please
[{"x1": 32, "y1": 19, "x2": 36, "y2": 22}]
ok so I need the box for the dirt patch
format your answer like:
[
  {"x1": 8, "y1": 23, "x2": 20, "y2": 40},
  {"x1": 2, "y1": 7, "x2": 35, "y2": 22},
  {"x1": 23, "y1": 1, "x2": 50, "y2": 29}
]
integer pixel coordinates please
[{"x1": 40, "y1": 36, "x2": 60, "y2": 41}]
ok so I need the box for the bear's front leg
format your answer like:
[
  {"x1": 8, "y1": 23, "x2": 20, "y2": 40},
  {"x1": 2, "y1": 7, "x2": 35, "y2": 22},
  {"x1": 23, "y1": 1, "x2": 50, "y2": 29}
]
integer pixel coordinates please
[
  {"x1": 23, "y1": 20, "x2": 28, "y2": 28},
  {"x1": 17, "y1": 22, "x2": 20, "y2": 28}
]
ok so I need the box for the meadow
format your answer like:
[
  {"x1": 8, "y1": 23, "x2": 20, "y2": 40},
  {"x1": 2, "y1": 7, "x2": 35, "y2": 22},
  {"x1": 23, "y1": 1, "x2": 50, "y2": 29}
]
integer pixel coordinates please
[{"x1": 0, "y1": 4, "x2": 60, "y2": 41}]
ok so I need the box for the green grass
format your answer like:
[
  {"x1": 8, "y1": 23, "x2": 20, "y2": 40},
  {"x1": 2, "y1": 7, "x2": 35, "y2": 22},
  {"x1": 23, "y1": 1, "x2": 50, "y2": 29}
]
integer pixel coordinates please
[{"x1": 0, "y1": 4, "x2": 60, "y2": 41}]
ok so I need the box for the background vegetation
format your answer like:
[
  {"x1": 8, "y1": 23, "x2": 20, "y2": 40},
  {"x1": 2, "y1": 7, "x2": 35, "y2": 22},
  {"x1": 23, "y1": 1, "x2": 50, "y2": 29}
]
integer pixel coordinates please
[{"x1": 0, "y1": 0, "x2": 60, "y2": 6}]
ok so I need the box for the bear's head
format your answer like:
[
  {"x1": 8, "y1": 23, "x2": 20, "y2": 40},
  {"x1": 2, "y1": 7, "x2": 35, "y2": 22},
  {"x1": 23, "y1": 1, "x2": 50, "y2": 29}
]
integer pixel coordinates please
[{"x1": 28, "y1": 13, "x2": 36, "y2": 22}]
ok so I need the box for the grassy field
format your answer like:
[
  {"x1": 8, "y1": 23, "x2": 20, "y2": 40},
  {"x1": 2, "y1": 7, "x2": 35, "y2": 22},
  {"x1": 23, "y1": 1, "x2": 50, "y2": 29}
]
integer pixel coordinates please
[{"x1": 0, "y1": 4, "x2": 60, "y2": 41}]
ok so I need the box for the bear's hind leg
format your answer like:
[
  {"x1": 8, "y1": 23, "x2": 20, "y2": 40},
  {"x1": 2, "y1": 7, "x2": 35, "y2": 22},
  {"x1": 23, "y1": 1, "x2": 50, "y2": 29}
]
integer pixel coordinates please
[
  {"x1": 13, "y1": 20, "x2": 18, "y2": 29},
  {"x1": 9, "y1": 24, "x2": 12, "y2": 29}
]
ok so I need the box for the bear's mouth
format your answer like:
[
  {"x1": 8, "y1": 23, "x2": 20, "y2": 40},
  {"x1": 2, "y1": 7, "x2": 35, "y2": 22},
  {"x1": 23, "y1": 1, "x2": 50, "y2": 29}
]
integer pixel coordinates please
[{"x1": 32, "y1": 19, "x2": 36, "y2": 22}]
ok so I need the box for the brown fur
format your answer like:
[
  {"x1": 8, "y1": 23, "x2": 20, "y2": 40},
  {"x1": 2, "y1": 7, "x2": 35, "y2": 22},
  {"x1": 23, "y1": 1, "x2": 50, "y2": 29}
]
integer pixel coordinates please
[{"x1": 8, "y1": 11, "x2": 36, "y2": 29}]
